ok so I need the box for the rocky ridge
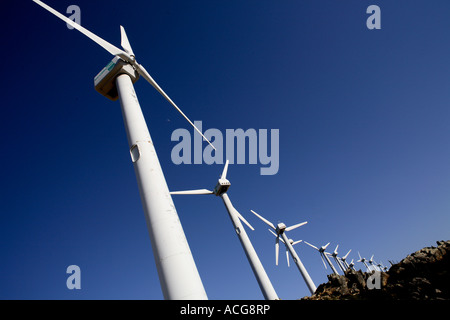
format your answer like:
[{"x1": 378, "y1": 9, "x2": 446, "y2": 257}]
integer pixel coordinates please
[{"x1": 302, "y1": 240, "x2": 450, "y2": 300}]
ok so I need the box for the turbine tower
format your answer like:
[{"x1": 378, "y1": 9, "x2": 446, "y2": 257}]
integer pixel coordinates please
[
  {"x1": 170, "y1": 160, "x2": 279, "y2": 300},
  {"x1": 304, "y1": 241, "x2": 339, "y2": 275},
  {"x1": 250, "y1": 210, "x2": 317, "y2": 295},
  {"x1": 33, "y1": 0, "x2": 212, "y2": 299}
]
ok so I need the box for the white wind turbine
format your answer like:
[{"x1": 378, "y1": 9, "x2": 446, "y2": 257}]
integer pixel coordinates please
[
  {"x1": 348, "y1": 259, "x2": 356, "y2": 271},
  {"x1": 268, "y1": 229, "x2": 302, "y2": 268},
  {"x1": 33, "y1": 0, "x2": 216, "y2": 300},
  {"x1": 368, "y1": 255, "x2": 380, "y2": 271},
  {"x1": 170, "y1": 160, "x2": 279, "y2": 300},
  {"x1": 357, "y1": 252, "x2": 370, "y2": 271},
  {"x1": 329, "y1": 245, "x2": 346, "y2": 273},
  {"x1": 304, "y1": 241, "x2": 339, "y2": 275},
  {"x1": 340, "y1": 249, "x2": 352, "y2": 271},
  {"x1": 250, "y1": 210, "x2": 316, "y2": 295}
]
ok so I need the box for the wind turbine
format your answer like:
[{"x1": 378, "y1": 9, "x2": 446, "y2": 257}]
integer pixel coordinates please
[
  {"x1": 368, "y1": 254, "x2": 380, "y2": 271},
  {"x1": 348, "y1": 259, "x2": 356, "y2": 271},
  {"x1": 33, "y1": 0, "x2": 214, "y2": 300},
  {"x1": 340, "y1": 249, "x2": 352, "y2": 271},
  {"x1": 268, "y1": 229, "x2": 302, "y2": 267},
  {"x1": 170, "y1": 160, "x2": 279, "y2": 300},
  {"x1": 250, "y1": 210, "x2": 316, "y2": 295},
  {"x1": 329, "y1": 245, "x2": 346, "y2": 273},
  {"x1": 357, "y1": 252, "x2": 370, "y2": 271},
  {"x1": 304, "y1": 241, "x2": 339, "y2": 275}
]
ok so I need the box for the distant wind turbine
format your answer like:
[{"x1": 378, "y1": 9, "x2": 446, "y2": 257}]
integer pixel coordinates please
[
  {"x1": 357, "y1": 252, "x2": 370, "y2": 271},
  {"x1": 250, "y1": 210, "x2": 316, "y2": 295},
  {"x1": 304, "y1": 241, "x2": 339, "y2": 275},
  {"x1": 348, "y1": 259, "x2": 356, "y2": 271},
  {"x1": 368, "y1": 254, "x2": 380, "y2": 271},
  {"x1": 170, "y1": 160, "x2": 279, "y2": 300},
  {"x1": 267, "y1": 229, "x2": 302, "y2": 267},
  {"x1": 329, "y1": 245, "x2": 346, "y2": 273},
  {"x1": 340, "y1": 249, "x2": 352, "y2": 271}
]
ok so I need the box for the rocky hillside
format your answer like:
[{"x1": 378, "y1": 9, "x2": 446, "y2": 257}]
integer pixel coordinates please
[{"x1": 302, "y1": 240, "x2": 450, "y2": 300}]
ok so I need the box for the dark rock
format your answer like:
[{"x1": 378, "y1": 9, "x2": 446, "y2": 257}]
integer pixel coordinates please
[{"x1": 301, "y1": 240, "x2": 450, "y2": 300}]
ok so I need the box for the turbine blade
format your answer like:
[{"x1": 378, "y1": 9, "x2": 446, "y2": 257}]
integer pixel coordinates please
[
  {"x1": 323, "y1": 242, "x2": 331, "y2": 250},
  {"x1": 292, "y1": 239, "x2": 303, "y2": 246},
  {"x1": 221, "y1": 160, "x2": 229, "y2": 180},
  {"x1": 233, "y1": 208, "x2": 254, "y2": 231},
  {"x1": 285, "y1": 221, "x2": 308, "y2": 232},
  {"x1": 275, "y1": 237, "x2": 279, "y2": 266},
  {"x1": 133, "y1": 63, "x2": 216, "y2": 151},
  {"x1": 286, "y1": 249, "x2": 290, "y2": 267},
  {"x1": 250, "y1": 210, "x2": 275, "y2": 230},
  {"x1": 343, "y1": 249, "x2": 352, "y2": 259},
  {"x1": 304, "y1": 241, "x2": 319, "y2": 251},
  {"x1": 170, "y1": 189, "x2": 214, "y2": 195},
  {"x1": 358, "y1": 251, "x2": 362, "y2": 260},
  {"x1": 334, "y1": 244, "x2": 339, "y2": 254},
  {"x1": 120, "y1": 25, "x2": 134, "y2": 56},
  {"x1": 268, "y1": 229, "x2": 284, "y2": 243},
  {"x1": 33, "y1": 0, "x2": 127, "y2": 58}
]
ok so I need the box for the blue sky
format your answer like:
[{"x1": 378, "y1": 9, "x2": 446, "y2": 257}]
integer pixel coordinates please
[{"x1": 1, "y1": 0, "x2": 449, "y2": 300}]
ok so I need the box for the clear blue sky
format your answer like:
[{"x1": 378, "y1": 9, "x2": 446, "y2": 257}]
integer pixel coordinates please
[{"x1": 1, "y1": 0, "x2": 449, "y2": 300}]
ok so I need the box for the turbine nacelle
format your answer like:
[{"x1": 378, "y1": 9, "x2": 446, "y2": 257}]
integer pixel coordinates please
[
  {"x1": 250, "y1": 210, "x2": 307, "y2": 266},
  {"x1": 214, "y1": 178, "x2": 231, "y2": 196},
  {"x1": 33, "y1": 0, "x2": 216, "y2": 151},
  {"x1": 276, "y1": 222, "x2": 287, "y2": 235}
]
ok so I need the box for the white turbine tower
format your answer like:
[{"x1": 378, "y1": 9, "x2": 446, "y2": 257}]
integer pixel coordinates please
[
  {"x1": 357, "y1": 252, "x2": 370, "y2": 271},
  {"x1": 250, "y1": 210, "x2": 316, "y2": 295},
  {"x1": 33, "y1": 0, "x2": 214, "y2": 299},
  {"x1": 304, "y1": 241, "x2": 339, "y2": 275},
  {"x1": 170, "y1": 160, "x2": 279, "y2": 300}
]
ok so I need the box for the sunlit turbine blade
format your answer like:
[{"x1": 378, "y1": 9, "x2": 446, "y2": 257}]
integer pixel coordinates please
[
  {"x1": 120, "y1": 26, "x2": 135, "y2": 56},
  {"x1": 304, "y1": 241, "x2": 319, "y2": 251},
  {"x1": 285, "y1": 221, "x2": 308, "y2": 232},
  {"x1": 343, "y1": 249, "x2": 351, "y2": 259},
  {"x1": 33, "y1": 0, "x2": 128, "y2": 59},
  {"x1": 250, "y1": 210, "x2": 276, "y2": 230},
  {"x1": 286, "y1": 249, "x2": 290, "y2": 267},
  {"x1": 233, "y1": 207, "x2": 254, "y2": 231},
  {"x1": 358, "y1": 251, "x2": 362, "y2": 260},
  {"x1": 170, "y1": 189, "x2": 214, "y2": 195},
  {"x1": 323, "y1": 242, "x2": 330, "y2": 250},
  {"x1": 221, "y1": 160, "x2": 229, "y2": 180},
  {"x1": 292, "y1": 239, "x2": 302, "y2": 246},
  {"x1": 133, "y1": 63, "x2": 216, "y2": 150},
  {"x1": 275, "y1": 236, "x2": 279, "y2": 266},
  {"x1": 334, "y1": 244, "x2": 339, "y2": 254},
  {"x1": 268, "y1": 229, "x2": 285, "y2": 243}
]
